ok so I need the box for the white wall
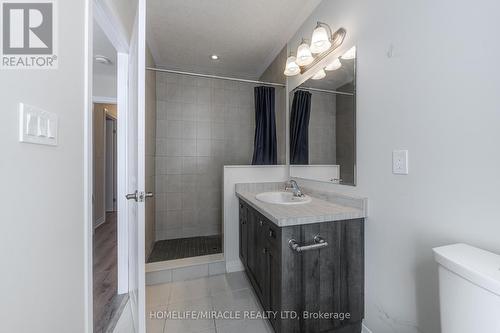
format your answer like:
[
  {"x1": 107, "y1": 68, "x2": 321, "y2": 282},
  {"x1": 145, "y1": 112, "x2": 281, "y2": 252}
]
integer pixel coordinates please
[
  {"x1": 288, "y1": 1, "x2": 500, "y2": 332},
  {"x1": 93, "y1": 73, "x2": 117, "y2": 99},
  {"x1": 223, "y1": 166, "x2": 288, "y2": 272},
  {"x1": 0, "y1": 0, "x2": 88, "y2": 332}
]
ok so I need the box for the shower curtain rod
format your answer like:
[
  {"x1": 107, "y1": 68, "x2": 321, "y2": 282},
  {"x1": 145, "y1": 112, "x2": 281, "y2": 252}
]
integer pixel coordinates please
[
  {"x1": 294, "y1": 86, "x2": 355, "y2": 96},
  {"x1": 146, "y1": 67, "x2": 286, "y2": 88}
]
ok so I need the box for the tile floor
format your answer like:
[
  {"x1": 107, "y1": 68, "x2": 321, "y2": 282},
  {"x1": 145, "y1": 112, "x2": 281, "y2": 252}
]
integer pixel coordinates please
[
  {"x1": 147, "y1": 235, "x2": 222, "y2": 263},
  {"x1": 146, "y1": 272, "x2": 274, "y2": 333}
]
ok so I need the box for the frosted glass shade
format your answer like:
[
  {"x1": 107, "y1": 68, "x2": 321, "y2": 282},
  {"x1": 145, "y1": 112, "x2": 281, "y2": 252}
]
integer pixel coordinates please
[
  {"x1": 296, "y1": 42, "x2": 314, "y2": 66},
  {"x1": 341, "y1": 46, "x2": 356, "y2": 60},
  {"x1": 284, "y1": 56, "x2": 300, "y2": 76},
  {"x1": 310, "y1": 25, "x2": 331, "y2": 54},
  {"x1": 311, "y1": 69, "x2": 326, "y2": 80},
  {"x1": 325, "y1": 58, "x2": 342, "y2": 71}
]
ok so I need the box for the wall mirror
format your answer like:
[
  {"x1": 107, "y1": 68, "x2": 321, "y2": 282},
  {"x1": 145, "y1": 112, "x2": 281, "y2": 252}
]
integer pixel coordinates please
[{"x1": 288, "y1": 46, "x2": 356, "y2": 185}]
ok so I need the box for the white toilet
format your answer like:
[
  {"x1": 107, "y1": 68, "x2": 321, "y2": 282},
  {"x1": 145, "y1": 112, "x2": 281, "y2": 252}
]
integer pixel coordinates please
[{"x1": 433, "y1": 243, "x2": 500, "y2": 333}]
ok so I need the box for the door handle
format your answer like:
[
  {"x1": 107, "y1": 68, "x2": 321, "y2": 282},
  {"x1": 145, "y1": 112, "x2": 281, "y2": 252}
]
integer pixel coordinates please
[
  {"x1": 125, "y1": 191, "x2": 154, "y2": 202},
  {"x1": 126, "y1": 191, "x2": 139, "y2": 201},
  {"x1": 289, "y1": 235, "x2": 328, "y2": 253}
]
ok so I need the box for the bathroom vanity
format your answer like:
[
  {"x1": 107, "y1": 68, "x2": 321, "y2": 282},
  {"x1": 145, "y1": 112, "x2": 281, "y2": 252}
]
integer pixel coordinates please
[{"x1": 236, "y1": 183, "x2": 367, "y2": 333}]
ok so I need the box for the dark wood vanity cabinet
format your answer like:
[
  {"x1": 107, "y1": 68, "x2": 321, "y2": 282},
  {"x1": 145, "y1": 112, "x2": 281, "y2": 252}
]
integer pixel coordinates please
[{"x1": 239, "y1": 200, "x2": 364, "y2": 333}]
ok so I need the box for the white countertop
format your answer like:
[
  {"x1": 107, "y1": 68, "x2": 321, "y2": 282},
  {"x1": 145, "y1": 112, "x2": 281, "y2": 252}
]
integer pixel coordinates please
[{"x1": 236, "y1": 189, "x2": 367, "y2": 227}]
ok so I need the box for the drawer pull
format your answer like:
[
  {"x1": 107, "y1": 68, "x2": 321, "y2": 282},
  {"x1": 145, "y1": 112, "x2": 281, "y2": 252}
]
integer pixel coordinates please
[{"x1": 289, "y1": 235, "x2": 328, "y2": 253}]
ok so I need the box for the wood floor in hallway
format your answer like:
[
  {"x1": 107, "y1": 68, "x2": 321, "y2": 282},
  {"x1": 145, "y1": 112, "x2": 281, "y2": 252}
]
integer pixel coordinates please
[{"x1": 93, "y1": 212, "x2": 127, "y2": 333}]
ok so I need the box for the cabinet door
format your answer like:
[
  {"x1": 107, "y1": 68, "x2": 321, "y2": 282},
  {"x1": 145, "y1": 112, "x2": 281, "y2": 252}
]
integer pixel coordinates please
[
  {"x1": 301, "y1": 220, "x2": 364, "y2": 332},
  {"x1": 239, "y1": 201, "x2": 248, "y2": 265},
  {"x1": 246, "y1": 209, "x2": 259, "y2": 290},
  {"x1": 267, "y1": 245, "x2": 281, "y2": 331},
  {"x1": 254, "y1": 214, "x2": 268, "y2": 300}
]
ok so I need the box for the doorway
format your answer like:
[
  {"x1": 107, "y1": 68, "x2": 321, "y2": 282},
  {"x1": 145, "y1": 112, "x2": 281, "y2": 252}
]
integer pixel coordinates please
[{"x1": 92, "y1": 103, "x2": 127, "y2": 333}]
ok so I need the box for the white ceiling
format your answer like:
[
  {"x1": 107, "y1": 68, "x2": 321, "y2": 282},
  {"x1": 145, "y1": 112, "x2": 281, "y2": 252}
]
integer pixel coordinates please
[
  {"x1": 146, "y1": 0, "x2": 322, "y2": 79},
  {"x1": 93, "y1": 20, "x2": 117, "y2": 77}
]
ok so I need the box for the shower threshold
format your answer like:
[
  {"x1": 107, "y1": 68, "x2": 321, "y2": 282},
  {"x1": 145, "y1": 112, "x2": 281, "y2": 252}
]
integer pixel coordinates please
[{"x1": 147, "y1": 235, "x2": 222, "y2": 263}]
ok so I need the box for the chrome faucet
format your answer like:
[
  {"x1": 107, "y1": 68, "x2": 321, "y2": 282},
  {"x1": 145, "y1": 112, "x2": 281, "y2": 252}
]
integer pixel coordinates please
[{"x1": 285, "y1": 180, "x2": 304, "y2": 197}]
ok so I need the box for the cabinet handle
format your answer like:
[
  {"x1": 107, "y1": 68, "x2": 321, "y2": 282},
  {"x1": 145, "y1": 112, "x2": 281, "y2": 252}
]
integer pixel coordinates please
[
  {"x1": 262, "y1": 248, "x2": 268, "y2": 254},
  {"x1": 289, "y1": 235, "x2": 328, "y2": 253},
  {"x1": 259, "y1": 220, "x2": 264, "y2": 226},
  {"x1": 269, "y1": 229, "x2": 276, "y2": 238}
]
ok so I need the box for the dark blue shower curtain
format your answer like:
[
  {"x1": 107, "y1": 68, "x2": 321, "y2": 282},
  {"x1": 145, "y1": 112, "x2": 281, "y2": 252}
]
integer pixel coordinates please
[
  {"x1": 290, "y1": 90, "x2": 312, "y2": 165},
  {"x1": 252, "y1": 86, "x2": 277, "y2": 165}
]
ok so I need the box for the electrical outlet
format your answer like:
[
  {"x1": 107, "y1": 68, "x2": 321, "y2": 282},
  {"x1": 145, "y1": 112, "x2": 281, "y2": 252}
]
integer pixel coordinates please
[{"x1": 393, "y1": 150, "x2": 408, "y2": 174}]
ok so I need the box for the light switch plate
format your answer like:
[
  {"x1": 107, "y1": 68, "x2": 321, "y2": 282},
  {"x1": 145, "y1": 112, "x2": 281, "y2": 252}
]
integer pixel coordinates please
[
  {"x1": 393, "y1": 150, "x2": 408, "y2": 174},
  {"x1": 19, "y1": 103, "x2": 58, "y2": 146}
]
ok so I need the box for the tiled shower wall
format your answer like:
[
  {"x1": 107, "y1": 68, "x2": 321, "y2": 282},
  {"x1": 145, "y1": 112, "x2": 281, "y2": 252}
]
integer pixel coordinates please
[
  {"x1": 309, "y1": 90, "x2": 336, "y2": 164},
  {"x1": 155, "y1": 72, "x2": 285, "y2": 240}
]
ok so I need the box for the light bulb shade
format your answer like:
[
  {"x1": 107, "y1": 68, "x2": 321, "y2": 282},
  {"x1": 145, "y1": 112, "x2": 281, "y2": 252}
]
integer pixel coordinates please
[
  {"x1": 311, "y1": 69, "x2": 326, "y2": 80},
  {"x1": 296, "y1": 42, "x2": 314, "y2": 66},
  {"x1": 310, "y1": 26, "x2": 331, "y2": 54},
  {"x1": 284, "y1": 56, "x2": 300, "y2": 76},
  {"x1": 341, "y1": 46, "x2": 356, "y2": 60},
  {"x1": 325, "y1": 58, "x2": 342, "y2": 71}
]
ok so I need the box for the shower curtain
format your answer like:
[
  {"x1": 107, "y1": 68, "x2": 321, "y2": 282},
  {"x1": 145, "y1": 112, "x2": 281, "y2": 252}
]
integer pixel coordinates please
[
  {"x1": 252, "y1": 86, "x2": 277, "y2": 165},
  {"x1": 290, "y1": 90, "x2": 312, "y2": 165}
]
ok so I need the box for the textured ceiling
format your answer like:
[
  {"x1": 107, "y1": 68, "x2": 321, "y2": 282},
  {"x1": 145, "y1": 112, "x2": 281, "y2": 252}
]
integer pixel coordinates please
[{"x1": 146, "y1": 0, "x2": 321, "y2": 79}]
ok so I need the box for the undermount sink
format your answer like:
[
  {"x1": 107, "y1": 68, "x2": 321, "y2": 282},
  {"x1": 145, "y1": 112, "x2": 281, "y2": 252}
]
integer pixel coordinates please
[{"x1": 255, "y1": 191, "x2": 312, "y2": 205}]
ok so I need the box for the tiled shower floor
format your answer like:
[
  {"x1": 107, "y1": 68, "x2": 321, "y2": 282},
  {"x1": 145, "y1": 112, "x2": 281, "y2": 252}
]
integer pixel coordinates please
[{"x1": 147, "y1": 235, "x2": 222, "y2": 263}]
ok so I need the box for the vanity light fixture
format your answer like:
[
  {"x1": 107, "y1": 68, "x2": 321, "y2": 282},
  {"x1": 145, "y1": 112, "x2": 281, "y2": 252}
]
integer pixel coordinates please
[
  {"x1": 283, "y1": 22, "x2": 346, "y2": 77},
  {"x1": 284, "y1": 54, "x2": 300, "y2": 76},
  {"x1": 341, "y1": 46, "x2": 356, "y2": 60},
  {"x1": 295, "y1": 39, "x2": 314, "y2": 66},
  {"x1": 325, "y1": 58, "x2": 342, "y2": 71},
  {"x1": 310, "y1": 22, "x2": 332, "y2": 54},
  {"x1": 311, "y1": 69, "x2": 326, "y2": 80}
]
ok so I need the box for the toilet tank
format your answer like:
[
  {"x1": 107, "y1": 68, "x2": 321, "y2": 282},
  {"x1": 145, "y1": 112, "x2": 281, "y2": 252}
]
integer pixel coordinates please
[{"x1": 433, "y1": 243, "x2": 500, "y2": 333}]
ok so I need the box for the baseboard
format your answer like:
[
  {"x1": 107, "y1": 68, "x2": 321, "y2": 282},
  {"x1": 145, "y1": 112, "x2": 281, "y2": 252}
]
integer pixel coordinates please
[
  {"x1": 225, "y1": 259, "x2": 245, "y2": 273},
  {"x1": 362, "y1": 323, "x2": 373, "y2": 333}
]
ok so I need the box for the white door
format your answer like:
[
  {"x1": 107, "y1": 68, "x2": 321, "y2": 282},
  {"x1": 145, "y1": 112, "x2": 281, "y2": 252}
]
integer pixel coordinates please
[{"x1": 126, "y1": 1, "x2": 146, "y2": 332}]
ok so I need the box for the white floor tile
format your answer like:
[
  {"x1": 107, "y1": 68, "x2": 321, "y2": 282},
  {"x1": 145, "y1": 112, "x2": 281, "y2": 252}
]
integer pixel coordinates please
[
  {"x1": 208, "y1": 272, "x2": 250, "y2": 296},
  {"x1": 147, "y1": 283, "x2": 171, "y2": 308},
  {"x1": 163, "y1": 296, "x2": 215, "y2": 333},
  {"x1": 208, "y1": 261, "x2": 226, "y2": 275},
  {"x1": 215, "y1": 318, "x2": 273, "y2": 333},
  {"x1": 211, "y1": 289, "x2": 261, "y2": 328},
  {"x1": 172, "y1": 264, "x2": 209, "y2": 282},
  {"x1": 168, "y1": 277, "x2": 211, "y2": 303},
  {"x1": 146, "y1": 272, "x2": 273, "y2": 333},
  {"x1": 146, "y1": 305, "x2": 167, "y2": 333}
]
